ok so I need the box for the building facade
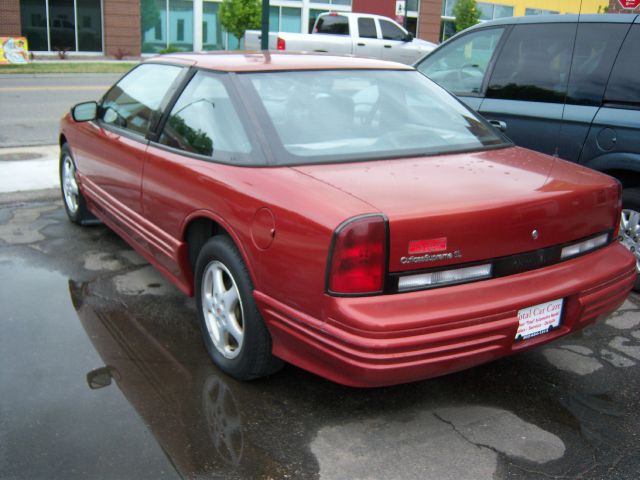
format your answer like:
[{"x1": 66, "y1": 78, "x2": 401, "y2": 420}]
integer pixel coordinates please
[{"x1": 0, "y1": 0, "x2": 631, "y2": 58}]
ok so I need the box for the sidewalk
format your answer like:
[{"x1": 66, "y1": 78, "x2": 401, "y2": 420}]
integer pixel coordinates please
[{"x1": 0, "y1": 145, "x2": 59, "y2": 201}]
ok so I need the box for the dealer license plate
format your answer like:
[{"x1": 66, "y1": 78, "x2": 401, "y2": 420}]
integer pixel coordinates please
[{"x1": 515, "y1": 299, "x2": 563, "y2": 341}]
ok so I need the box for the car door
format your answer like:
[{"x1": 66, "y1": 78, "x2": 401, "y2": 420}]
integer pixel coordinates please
[
  {"x1": 479, "y1": 22, "x2": 576, "y2": 156},
  {"x1": 353, "y1": 16, "x2": 384, "y2": 59},
  {"x1": 415, "y1": 26, "x2": 506, "y2": 110},
  {"x1": 378, "y1": 18, "x2": 416, "y2": 64},
  {"x1": 142, "y1": 71, "x2": 258, "y2": 277},
  {"x1": 579, "y1": 23, "x2": 640, "y2": 172},
  {"x1": 74, "y1": 63, "x2": 185, "y2": 215},
  {"x1": 558, "y1": 22, "x2": 630, "y2": 162}
]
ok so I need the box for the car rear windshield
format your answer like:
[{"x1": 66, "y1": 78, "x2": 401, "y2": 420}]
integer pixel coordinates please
[{"x1": 240, "y1": 70, "x2": 508, "y2": 166}]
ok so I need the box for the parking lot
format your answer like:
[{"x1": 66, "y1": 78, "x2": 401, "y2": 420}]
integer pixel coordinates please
[{"x1": 1, "y1": 197, "x2": 639, "y2": 479}]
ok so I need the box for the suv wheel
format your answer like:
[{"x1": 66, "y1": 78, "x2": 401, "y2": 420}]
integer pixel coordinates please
[{"x1": 620, "y1": 188, "x2": 640, "y2": 290}]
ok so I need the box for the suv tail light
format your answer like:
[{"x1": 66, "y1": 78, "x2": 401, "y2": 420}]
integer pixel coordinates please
[
  {"x1": 327, "y1": 215, "x2": 387, "y2": 295},
  {"x1": 277, "y1": 37, "x2": 286, "y2": 50}
]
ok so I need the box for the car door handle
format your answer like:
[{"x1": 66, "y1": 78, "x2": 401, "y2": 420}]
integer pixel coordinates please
[
  {"x1": 384, "y1": 45, "x2": 392, "y2": 48},
  {"x1": 357, "y1": 42, "x2": 366, "y2": 46},
  {"x1": 489, "y1": 120, "x2": 507, "y2": 132}
]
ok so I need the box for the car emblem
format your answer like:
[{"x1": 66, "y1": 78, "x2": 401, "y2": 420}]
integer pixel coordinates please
[{"x1": 531, "y1": 229, "x2": 539, "y2": 240}]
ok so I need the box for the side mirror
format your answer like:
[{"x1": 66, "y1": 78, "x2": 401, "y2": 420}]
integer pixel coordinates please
[
  {"x1": 86, "y1": 366, "x2": 113, "y2": 390},
  {"x1": 71, "y1": 101, "x2": 98, "y2": 122},
  {"x1": 403, "y1": 32, "x2": 414, "y2": 43}
]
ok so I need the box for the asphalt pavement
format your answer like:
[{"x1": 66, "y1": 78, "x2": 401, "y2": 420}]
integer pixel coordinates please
[
  {"x1": 0, "y1": 74, "x2": 122, "y2": 147},
  {"x1": 0, "y1": 196, "x2": 639, "y2": 479}
]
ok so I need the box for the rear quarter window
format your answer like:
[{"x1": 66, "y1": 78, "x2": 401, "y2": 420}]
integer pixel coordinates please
[{"x1": 158, "y1": 71, "x2": 253, "y2": 163}]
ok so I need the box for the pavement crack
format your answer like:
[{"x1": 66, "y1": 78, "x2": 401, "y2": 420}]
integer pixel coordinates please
[{"x1": 432, "y1": 412, "x2": 502, "y2": 457}]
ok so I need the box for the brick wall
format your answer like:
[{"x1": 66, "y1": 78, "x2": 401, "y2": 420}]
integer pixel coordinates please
[
  {"x1": 418, "y1": 0, "x2": 441, "y2": 43},
  {"x1": 352, "y1": 0, "x2": 396, "y2": 19},
  {"x1": 0, "y1": 0, "x2": 21, "y2": 36},
  {"x1": 104, "y1": 0, "x2": 141, "y2": 57}
]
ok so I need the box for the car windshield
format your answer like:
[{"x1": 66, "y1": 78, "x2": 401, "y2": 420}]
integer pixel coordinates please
[{"x1": 240, "y1": 69, "x2": 508, "y2": 165}]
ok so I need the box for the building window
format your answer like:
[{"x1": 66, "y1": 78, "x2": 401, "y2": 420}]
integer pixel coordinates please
[
  {"x1": 154, "y1": 18, "x2": 163, "y2": 41},
  {"x1": 525, "y1": 8, "x2": 559, "y2": 15},
  {"x1": 477, "y1": 2, "x2": 514, "y2": 20},
  {"x1": 202, "y1": 1, "x2": 223, "y2": 50},
  {"x1": 142, "y1": 0, "x2": 193, "y2": 52},
  {"x1": 20, "y1": 0, "x2": 103, "y2": 52},
  {"x1": 177, "y1": 19, "x2": 185, "y2": 41}
]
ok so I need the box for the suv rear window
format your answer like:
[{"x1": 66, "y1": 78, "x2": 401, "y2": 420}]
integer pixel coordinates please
[{"x1": 605, "y1": 24, "x2": 640, "y2": 106}]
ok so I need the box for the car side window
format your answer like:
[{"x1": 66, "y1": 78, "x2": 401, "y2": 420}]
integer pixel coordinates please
[
  {"x1": 358, "y1": 18, "x2": 377, "y2": 39},
  {"x1": 100, "y1": 63, "x2": 183, "y2": 136},
  {"x1": 379, "y1": 20, "x2": 405, "y2": 41},
  {"x1": 566, "y1": 23, "x2": 629, "y2": 106},
  {"x1": 158, "y1": 72, "x2": 252, "y2": 162},
  {"x1": 315, "y1": 15, "x2": 349, "y2": 35},
  {"x1": 416, "y1": 27, "x2": 504, "y2": 95},
  {"x1": 487, "y1": 23, "x2": 576, "y2": 103},
  {"x1": 605, "y1": 25, "x2": 640, "y2": 105}
]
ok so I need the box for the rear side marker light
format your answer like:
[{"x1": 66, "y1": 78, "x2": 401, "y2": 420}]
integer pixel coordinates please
[
  {"x1": 328, "y1": 215, "x2": 387, "y2": 295},
  {"x1": 560, "y1": 233, "x2": 609, "y2": 260},
  {"x1": 398, "y1": 264, "x2": 492, "y2": 291}
]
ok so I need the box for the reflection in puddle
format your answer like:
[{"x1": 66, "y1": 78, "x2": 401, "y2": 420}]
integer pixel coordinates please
[
  {"x1": 68, "y1": 279, "x2": 316, "y2": 479},
  {"x1": 202, "y1": 376, "x2": 243, "y2": 466}
]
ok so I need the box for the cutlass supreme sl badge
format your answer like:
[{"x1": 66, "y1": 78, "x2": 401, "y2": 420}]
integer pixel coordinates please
[{"x1": 400, "y1": 237, "x2": 462, "y2": 264}]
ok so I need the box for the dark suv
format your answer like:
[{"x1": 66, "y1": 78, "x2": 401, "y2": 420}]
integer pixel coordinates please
[{"x1": 415, "y1": 14, "x2": 640, "y2": 286}]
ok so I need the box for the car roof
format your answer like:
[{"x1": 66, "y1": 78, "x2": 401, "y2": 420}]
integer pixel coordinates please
[
  {"x1": 465, "y1": 13, "x2": 638, "y2": 30},
  {"x1": 147, "y1": 51, "x2": 414, "y2": 72}
]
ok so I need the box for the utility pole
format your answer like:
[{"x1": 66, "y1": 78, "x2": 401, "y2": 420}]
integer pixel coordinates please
[{"x1": 261, "y1": 0, "x2": 270, "y2": 50}]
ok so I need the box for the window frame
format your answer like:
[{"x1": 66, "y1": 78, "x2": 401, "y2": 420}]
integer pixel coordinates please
[
  {"x1": 603, "y1": 24, "x2": 640, "y2": 109},
  {"x1": 378, "y1": 19, "x2": 407, "y2": 41},
  {"x1": 416, "y1": 25, "x2": 512, "y2": 99},
  {"x1": 485, "y1": 22, "x2": 577, "y2": 104},
  {"x1": 357, "y1": 17, "x2": 379, "y2": 39},
  {"x1": 96, "y1": 62, "x2": 190, "y2": 144},
  {"x1": 147, "y1": 67, "x2": 267, "y2": 166}
]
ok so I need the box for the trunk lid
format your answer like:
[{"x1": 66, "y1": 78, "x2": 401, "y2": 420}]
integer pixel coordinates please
[{"x1": 293, "y1": 147, "x2": 619, "y2": 273}]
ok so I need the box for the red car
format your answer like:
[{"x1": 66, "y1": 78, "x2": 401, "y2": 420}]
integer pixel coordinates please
[{"x1": 60, "y1": 53, "x2": 635, "y2": 387}]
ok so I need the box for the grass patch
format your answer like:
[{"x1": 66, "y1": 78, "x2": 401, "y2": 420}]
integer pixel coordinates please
[{"x1": 0, "y1": 62, "x2": 138, "y2": 74}]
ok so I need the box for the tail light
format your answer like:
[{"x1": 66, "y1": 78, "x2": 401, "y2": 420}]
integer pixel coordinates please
[
  {"x1": 613, "y1": 181, "x2": 623, "y2": 239},
  {"x1": 327, "y1": 215, "x2": 387, "y2": 295},
  {"x1": 277, "y1": 37, "x2": 286, "y2": 50}
]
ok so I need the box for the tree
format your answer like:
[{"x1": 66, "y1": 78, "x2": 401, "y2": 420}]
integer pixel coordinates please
[
  {"x1": 141, "y1": 0, "x2": 161, "y2": 34},
  {"x1": 219, "y1": 0, "x2": 262, "y2": 47},
  {"x1": 453, "y1": 0, "x2": 481, "y2": 33}
]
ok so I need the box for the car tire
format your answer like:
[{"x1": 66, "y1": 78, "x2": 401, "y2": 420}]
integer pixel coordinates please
[
  {"x1": 621, "y1": 187, "x2": 640, "y2": 291},
  {"x1": 59, "y1": 144, "x2": 93, "y2": 225},
  {"x1": 195, "y1": 235, "x2": 283, "y2": 380}
]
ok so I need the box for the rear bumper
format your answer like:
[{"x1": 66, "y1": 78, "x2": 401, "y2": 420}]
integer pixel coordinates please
[{"x1": 255, "y1": 243, "x2": 635, "y2": 387}]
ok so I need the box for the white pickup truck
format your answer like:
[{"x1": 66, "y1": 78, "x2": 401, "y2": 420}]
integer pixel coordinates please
[{"x1": 245, "y1": 12, "x2": 436, "y2": 65}]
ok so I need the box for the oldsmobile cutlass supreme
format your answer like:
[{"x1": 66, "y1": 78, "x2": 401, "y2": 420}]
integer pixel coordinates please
[{"x1": 59, "y1": 53, "x2": 636, "y2": 387}]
